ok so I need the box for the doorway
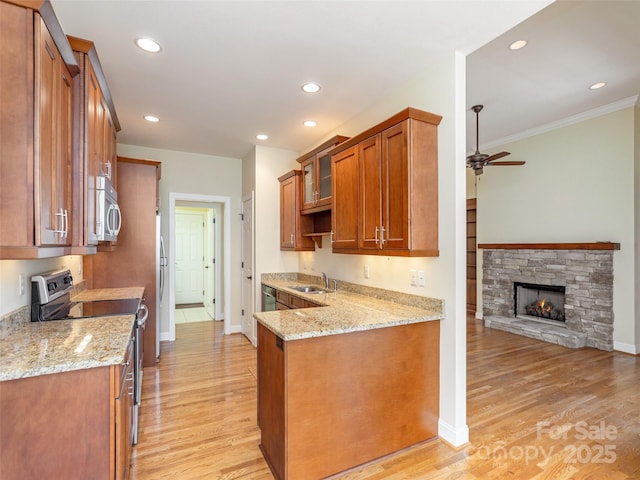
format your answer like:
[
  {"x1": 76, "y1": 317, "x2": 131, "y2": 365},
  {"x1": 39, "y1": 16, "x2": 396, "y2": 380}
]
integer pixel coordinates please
[
  {"x1": 241, "y1": 192, "x2": 255, "y2": 345},
  {"x1": 169, "y1": 193, "x2": 231, "y2": 341}
]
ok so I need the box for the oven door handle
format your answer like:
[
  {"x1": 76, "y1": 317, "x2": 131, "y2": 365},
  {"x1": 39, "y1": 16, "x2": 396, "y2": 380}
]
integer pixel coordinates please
[{"x1": 137, "y1": 303, "x2": 149, "y2": 326}]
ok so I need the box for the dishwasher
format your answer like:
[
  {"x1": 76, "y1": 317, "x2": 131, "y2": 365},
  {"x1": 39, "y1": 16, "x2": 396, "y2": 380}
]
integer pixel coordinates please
[{"x1": 262, "y1": 285, "x2": 277, "y2": 312}]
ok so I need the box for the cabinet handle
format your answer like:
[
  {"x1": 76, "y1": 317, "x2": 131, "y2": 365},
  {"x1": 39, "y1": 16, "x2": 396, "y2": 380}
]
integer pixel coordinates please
[
  {"x1": 290, "y1": 233, "x2": 294, "y2": 245},
  {"x1": 330, "y1": 230, "x2": 334, "y2": 244},
  {"x1": 63, "y1": 209, "x2": 69, "y2": 238},
  {"x1": 381, "y1": 226, "x2": 386, "y2": 246},
  {"x1": 374, "y1": 226, "x2": 379, "y2": 244},
  {"x1": 105, "y1": 161, "x2": 111, "y2": 180},
  {"x1": 54, "y1": 208, "x2": 66, "y2": 237}
]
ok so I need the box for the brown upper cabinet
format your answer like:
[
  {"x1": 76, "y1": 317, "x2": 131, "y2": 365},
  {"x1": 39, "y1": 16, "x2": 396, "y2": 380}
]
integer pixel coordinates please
[
  {"x1": 278, "y1": 170, "x2": 314, "y2": 251},
  {"x1": 68, "y1": 35, "x2": 121, "y2": 250},
  {"x1": 297, "y1": 136, "x2": 348, "y2": 214},
  {"x1": 330, "y1": 108, "x2": 442, "y2": 257},
  {"x1": 0, "y1": 1, "x2": 80, "y2": 258}
]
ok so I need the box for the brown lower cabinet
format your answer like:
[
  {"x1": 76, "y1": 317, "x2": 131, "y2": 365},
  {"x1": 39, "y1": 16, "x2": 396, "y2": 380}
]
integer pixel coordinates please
[
  {"x1": 0, "y1": 333, "x2": 134, "y2": 480},
  {"x1": 257, "y1": 320, "x2": 440, "y2": 480},
  {"x1": 275, "y1": 290, "x2": 321, "y2": 310}
]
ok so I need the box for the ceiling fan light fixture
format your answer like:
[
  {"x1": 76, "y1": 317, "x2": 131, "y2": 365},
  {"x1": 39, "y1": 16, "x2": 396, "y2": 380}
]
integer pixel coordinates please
[
  {"x1": 509, "y1": 40, "x2": 527, "y2": 51},
  {"x1": 589, "y1": 81, "x2": 607, "y2": 90},
  {"x1": 135, "y1": 37, "x2": 162, "y2": 53}
]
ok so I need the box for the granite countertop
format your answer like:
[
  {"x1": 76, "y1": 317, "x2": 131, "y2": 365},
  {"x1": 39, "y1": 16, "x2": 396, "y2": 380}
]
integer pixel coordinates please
[
  {"x1": 0, "y1": 315, "x2": 135, "y2": 382},
  {"x1": 255, "y1": 279, "x2": 443, "y2": 341},
  {"x1": 71, "y1": 286, "x2": 145, "y2": 302}
]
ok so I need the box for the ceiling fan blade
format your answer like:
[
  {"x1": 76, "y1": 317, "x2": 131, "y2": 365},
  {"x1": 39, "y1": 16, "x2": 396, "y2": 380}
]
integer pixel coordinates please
[
  {"x1": 487, "y1": 161, "x2": 526, "y2": 166},
  {"x1": 484, "y1": 151, "x2": 510, "y2": 162}
]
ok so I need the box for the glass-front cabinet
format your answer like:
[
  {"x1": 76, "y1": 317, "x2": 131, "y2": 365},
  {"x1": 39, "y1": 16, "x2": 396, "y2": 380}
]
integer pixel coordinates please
[{"x1": 298, "y1": 136, "x2": 348, "y2": 214}]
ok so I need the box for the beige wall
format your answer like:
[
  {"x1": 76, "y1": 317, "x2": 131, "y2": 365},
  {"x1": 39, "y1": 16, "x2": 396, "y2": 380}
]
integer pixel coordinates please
[
  {"x1": 243, "y1": 145, "x2": 299, "y2": 319},
  {"x1": 118, "y1": 143, "x2": 242, "y2": 337},
  {"x1": 635, "y1": 103, "x2": 640, "y2": 350},
  {"x1": 476, "y1": 106, "x2": 638, "y2": 352},
  {"x1": 293, "y1": 52, "x2": 470, "y2": 446},
  {"x1": 0, "y1": 256, "x2": 84, "y2": 317}
]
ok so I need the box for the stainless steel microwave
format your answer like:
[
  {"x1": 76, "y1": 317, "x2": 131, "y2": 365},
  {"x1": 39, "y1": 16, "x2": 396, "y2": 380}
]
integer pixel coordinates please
[{"x1": 96, "y1": 176, "x2": 122, "y2": 242}]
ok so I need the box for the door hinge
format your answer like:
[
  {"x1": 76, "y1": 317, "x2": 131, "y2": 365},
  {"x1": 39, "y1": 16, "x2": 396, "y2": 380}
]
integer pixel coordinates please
[
  {"x1": 241, "y1": 261, "x2": 244, "y2": 268},
  {"x1": 240, "y1": 213, "x2": 244, "y2": 221},
  {"x1": 242, "y1": 308, "x2": 245, "y2": 316},
  {"x1": 213, "y1": 258, "x2": 215, "y2": 264},
  {"x1": 213, "y1": 298, "x2": 215, "y2": 304},
  {"x1": 213, "y1": 218, "x2": 216, "y2": 224},
  {"x1": 203, "y1": 290, "x2": 205, "y2": 296}
]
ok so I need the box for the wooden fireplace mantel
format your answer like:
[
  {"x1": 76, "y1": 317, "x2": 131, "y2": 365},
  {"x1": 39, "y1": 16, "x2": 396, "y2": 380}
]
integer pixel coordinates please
[{"x1": 477, "y1": 242, "x2": 620, "y2": 251}]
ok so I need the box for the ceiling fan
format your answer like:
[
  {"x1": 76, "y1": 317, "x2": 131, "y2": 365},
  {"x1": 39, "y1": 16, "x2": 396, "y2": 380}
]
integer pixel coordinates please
[{"x1": 467, "y1": 104, "x2": 525, "y2": 176}]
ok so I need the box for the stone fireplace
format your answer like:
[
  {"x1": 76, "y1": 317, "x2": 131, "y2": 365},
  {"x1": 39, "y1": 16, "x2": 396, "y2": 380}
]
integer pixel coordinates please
[{"x1": 479, "y1": 242, "x2": 619, "y2": 351}]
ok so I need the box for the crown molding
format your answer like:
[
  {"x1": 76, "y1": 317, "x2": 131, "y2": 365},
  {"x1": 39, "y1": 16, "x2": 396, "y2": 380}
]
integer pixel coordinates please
[{"x1": 481, "y1": 95, "x2": 639, "y2": 151}]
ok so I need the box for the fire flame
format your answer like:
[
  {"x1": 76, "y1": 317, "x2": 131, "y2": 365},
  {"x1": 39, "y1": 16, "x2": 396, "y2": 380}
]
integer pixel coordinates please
[{"x1": 537, "y1": 299, "x2": 551, "y2": 313}]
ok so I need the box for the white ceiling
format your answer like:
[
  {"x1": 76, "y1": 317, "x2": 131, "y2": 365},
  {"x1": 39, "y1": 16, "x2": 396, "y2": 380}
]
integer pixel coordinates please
[{"x1": 51, "y1": 1, "x2": 638, "y2": 160}]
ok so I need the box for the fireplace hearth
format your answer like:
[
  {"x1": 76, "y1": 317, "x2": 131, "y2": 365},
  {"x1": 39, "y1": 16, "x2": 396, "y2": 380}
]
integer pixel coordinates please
[{"x1": 514, "y1": 282, "x2": 565, "y2": 322}]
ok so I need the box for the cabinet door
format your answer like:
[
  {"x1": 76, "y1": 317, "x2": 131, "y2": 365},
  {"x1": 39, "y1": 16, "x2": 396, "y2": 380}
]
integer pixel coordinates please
[
  {"x1": 115, "y1": 339, "x2": 134, "y2": 480},
  {"x1": 280, "y1": 174, "x2": 296, "y2": 249},
  {"x1": 359, "y1": 135, "x2": 382, "y2": 250},
  {"x1": 85, "y1": 63, "x2": 102, "y2": 245},
  {"x1": 301, "y1": 158, "x2": 316, "y2": 210},
  {"x1": 381, "y1": 121, "x2": 409, "y2": 250},
  {"x1": 315, "y1": 151, "x2": 333, "y2": 208},
  {"x1": 331, "y1": 146, "x2": 359, "y2": 250},
  {"x1": 35, "y1": 17, "x2": 71, "y2": 246}
]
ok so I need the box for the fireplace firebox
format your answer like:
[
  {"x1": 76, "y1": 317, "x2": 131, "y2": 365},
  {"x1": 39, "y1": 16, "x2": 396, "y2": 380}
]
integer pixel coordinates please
[{"x1": 514, "y1": 282, "x2": 566, "y2": 322}]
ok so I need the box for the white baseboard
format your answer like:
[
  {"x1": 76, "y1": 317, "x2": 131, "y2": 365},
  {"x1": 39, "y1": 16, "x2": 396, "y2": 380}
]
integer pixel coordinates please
[
  {"x1": 160, "y1": 332, "x2": 171, "y2": 342},
  {"x1": 475, "y1": 311, "x2": 483, "y2": 320},
  {"x1": 438, "y1": 419, "x2": 469, "y2": 448},
  {"x1": 226, "y1": 324, "x2": 242, "y2": 335},
  {"x1": 614, "y1": 341, "x2": 638, "y2": 355}
]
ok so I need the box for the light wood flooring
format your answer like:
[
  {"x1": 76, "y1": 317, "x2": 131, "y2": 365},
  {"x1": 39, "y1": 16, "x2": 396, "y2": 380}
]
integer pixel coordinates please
[{"x1": 130, "y1": 316, "x2": 640, "y2": 480}]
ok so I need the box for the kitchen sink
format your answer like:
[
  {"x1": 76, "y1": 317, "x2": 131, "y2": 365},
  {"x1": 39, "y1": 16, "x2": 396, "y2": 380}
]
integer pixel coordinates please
[{"x1": 290, "y1": 285, "x2": 327, "y2": 294}]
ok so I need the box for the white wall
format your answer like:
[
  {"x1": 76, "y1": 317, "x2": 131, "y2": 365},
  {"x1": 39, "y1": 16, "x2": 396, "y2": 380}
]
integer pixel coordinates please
[
  {"x1": 0, "y1": 256, "x2": 84, "y2": 316},
  {"x1": 296, "y1": 52, "x2": 470, "y2": 446},
  {"x1": 635, "y1": 103, "x2": 640, "y2": 350},
  {"x1": 118, "y1": 143, "x2": 242, "y2": 337},
  {"x1": 476, "y1": 107, "x2": 638, "y2": 352},
  {"x1": 243, "y1": 145, "x2": 300, "y2": 313}
]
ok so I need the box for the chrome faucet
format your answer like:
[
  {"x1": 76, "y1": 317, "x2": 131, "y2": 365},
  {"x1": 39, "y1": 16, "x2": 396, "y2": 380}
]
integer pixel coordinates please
[{"x1": 321, "y1": 272, "x2": 329, "y2": 289}]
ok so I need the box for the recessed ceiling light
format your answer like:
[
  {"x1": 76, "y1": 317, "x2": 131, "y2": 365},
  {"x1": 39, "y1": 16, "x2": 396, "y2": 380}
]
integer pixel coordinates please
[
  {"x1": 144, "y1": 115, "x2": 159, "y2": 122},
  {"x1": 303, "y1": 120, "x2": 317, "y2": 127},
  {"x1": 256, "y1": 134, "x2": 268, "y2": 141},
  {"x1": 589, "y1": 82, "x2": 607, "y2": 90},
  {"x1": 302, "y1": 82, "x2": 321, "y2": 93},
  {"x1": 135, "y1": 37, "x2": 162, "y2": 53},
  {"x1": 509, "y1": 40, "x2": 527, "y2": 51}
]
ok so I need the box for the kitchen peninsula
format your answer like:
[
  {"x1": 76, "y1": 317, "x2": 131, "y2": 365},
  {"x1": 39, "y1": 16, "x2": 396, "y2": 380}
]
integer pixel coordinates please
[{"x1": 254, "y1": 275, "x2": 443, "y2": 480}]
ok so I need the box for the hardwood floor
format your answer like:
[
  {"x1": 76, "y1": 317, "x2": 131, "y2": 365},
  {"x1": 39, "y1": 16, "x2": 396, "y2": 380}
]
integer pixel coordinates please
[{"x1": 130, "y1": 318, "x2": 640, "y2": 480}]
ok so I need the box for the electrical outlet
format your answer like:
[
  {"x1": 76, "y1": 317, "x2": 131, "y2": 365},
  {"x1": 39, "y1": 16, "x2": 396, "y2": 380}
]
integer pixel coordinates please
[
  {"x1": 410, "y1": 269, "x2": 417, "y2": 287},
  {"x1": 418, "y1": 270, "x2": 426, "y2": 287},
  {"x1": 363, "y1": 265, "x2": 370, "y2": 279},
  {"x1": 18, "y1": 273, "x2": 26, "y2": 296}
]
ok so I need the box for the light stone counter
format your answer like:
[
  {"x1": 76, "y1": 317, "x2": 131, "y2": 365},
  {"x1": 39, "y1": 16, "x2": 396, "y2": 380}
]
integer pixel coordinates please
[
  {"x1": 255, "y1": 276, "x2": 444, "y2": 341},
  {"x1": 0, "y1": 315, "x2": 135, "y2": 381},
  {"x1": 71, "y1": 286, "x2": 145, "y2": 302}
]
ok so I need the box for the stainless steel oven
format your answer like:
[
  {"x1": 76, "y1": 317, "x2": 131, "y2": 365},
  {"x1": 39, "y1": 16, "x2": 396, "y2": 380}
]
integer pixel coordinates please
[{"x1": 31, "y1": 269, "x2": 145, "y2": 444}]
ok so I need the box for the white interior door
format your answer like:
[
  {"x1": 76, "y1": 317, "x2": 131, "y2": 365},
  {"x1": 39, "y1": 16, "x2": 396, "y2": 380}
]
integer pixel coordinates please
[
  {"x1": 175, "y1": 210, "x2": 205, "y2": 305},
  {"x1": 241, "y1": 194, "x2": 255, "y2": 344}
]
